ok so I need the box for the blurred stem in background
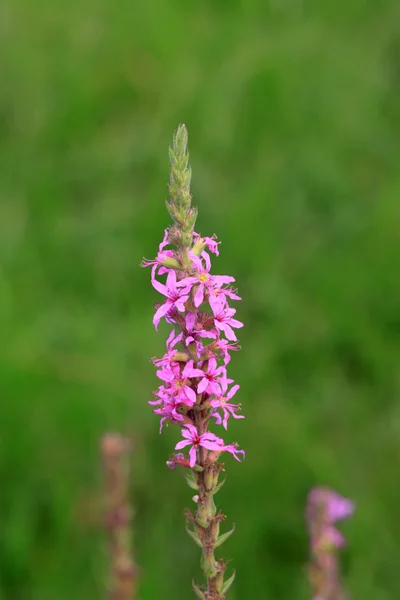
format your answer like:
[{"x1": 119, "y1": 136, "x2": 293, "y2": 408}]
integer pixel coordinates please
[
  {"x1": 306, "y1": 488, "x2": 355, "y2": 600},
  {"x1": 101, "y1": 433, "x2": 138, "y2": 600}
]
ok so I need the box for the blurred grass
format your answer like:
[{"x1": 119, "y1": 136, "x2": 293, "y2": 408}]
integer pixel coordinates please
[{"x1": 1, "y1": 0, "x2": 400, "y2": 598}]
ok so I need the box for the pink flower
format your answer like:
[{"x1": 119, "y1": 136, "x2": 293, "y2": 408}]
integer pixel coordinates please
[
  {"x1": 156, "y1": 360, "x2": 203, "y2": 406},
  {"x1": 142, "y1": 229, "x2": 175, "y2": 278},
  {"x1": 177, "y1": 251, "x2": 235, "y2": 307},
  {"x1": 154, "y1": 396, "x2": 186, "y2": 432},
  {"x1": 207, "y1": 440, "x2": 245, "y2": 462},
  {"x1": 307, "y1": 487, "x2": 355, "y2": 550},
  {"x1": 209, "y1": 296, "x2": 244, "y2": 341},
  {"x1": 152, "y1": 330, "x2": 183, "y2": 368},
  {"x1": 175, "y1": 424, "x2": 226, "y2": 468},
  {"x1": 152, "y1": 269, "x2": 191, "y2": 330},
  {"x1": 320, "y1": 526, "x2": 346, "y2": 549},
  {"x1": 325, "y1": 493, "x2": 354, "y2": 523},
  {"x1": 185, "y1": 312, "x2": 216, "y2": 355},
  {"x1": 307, "y1": 488, "x2": 355, "y2": 524},
  {"x1": 194, "y1": 232, "x2": 220, "y2": 256},
  {"x1": 210, "y1": 383, "x2": 244, "y2": 429},
  {"x1": 214, "y1": 338, "x2": 240, "y2": 365},
  {"x1": 220, "y1": 442, "x2": 245, "y2": 462},
  {"x1": 166, "y1": 453, "x2": 189, "y2": 470},
  {"x1": 208, "y1": 285, "x2": 242, "y2": 307},
  {"x1": 196, "y1": 357, "x2": 227, "y2": 396},
  {"x1": 149, "y1": 384, "x2": 169, "y2": 406}
]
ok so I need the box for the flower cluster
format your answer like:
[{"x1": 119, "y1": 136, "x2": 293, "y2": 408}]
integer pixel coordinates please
[
  {"x1": 306, "y1": 487, "x2": 355, "y2": 600},
  {"x1": 145, "y1": 236, "x2": 245, "y2": 468},
  {"x1": 143, "y1": 124, "x2": 245, "y2": 599}
]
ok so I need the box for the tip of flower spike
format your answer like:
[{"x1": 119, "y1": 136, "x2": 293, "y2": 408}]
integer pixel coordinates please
[{"x1": 167, "y1": 125, "x2": 196, "y2": 243}]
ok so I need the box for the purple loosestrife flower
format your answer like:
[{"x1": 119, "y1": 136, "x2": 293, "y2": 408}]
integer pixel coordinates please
[
  {"x1": 175, "y1": 424, "x2": 227, "y2": 468},
  {"x1": 152, "y1": 269, "x2": 192, "y2": 330},
  {"x1": 152, "y1": 330, "x2": 183, "y2": 368},
  {"x1": 213, "y1": 338, "x2": 240, "y2": 365},
  {"x1": 142, "y1": 229, "x2": 180, "y2": 277},
  {"x1": 177, "y1": 251, "x2": 235, "y2": 307},
  {"x1": 210, "y1": 296, "x2": 244, "y2": 341},
  {"x1": 193, "y1": 232, "x2": 220, "y2": 256},
  {"x1": 306, "y1": 487, "x2": 355, "y2": 600},
  {"x1": 143, "y1": 125, "x2": 244, "y2": 600},
  {"x1": 196, "y1": 357, "x2": 227, "y2": 395},
  {"x1": 185, "y1": 312, "x2": 217, "y2": 356},
  {"x1": 175, "y1": 424, "x2": 245, "y2": 469},
  {"x1": 210, "y1": 383, "x2": 244, "y2": 430},
  {"x1": 156, "y1": 360, "x2": 204, "y2": 406}
]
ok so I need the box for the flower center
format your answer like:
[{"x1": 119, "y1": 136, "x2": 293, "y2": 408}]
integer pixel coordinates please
[{"x1": 198, "y1": 273, "x2": 209, "y2": 282}]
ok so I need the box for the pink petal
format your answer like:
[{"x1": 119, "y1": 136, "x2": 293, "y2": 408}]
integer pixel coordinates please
[
  {"x1": 175, "y1": 439, "x2": 192, "y2": 450},
  {"x1": 166, "y1": 269, "x2": 177, "y2": 291},
  {"x1": 184, "y1": 424, "x2": 198, "y2": 436},
  {"x1": 193, "y1": 284, "x2": 204, "y2": 307},
  {"x1": 212, "y1": 275, "x2": 235, "y2": 286},
  {"x1": 185, "y1": 312, "x2": 196, "y2": 330},
  {"x1": 216, "y1": 321, "x2": 237, "y2": 341},
  {"x1": 189, "y1": 446, "x2": 197, "y2": 468},
  {"x1": 229, "y1": 318, "x2": 244, "y2": 329},
  {"x1": 201, "y1": 439, "x2": 225, "y2": 452},
  {"x1": 182, "y1": 361, "x2": 204, "y2": 378},
  {"x1": 226, "y1": 384, "x2": 240, "y2": 400},
  {"x1": 208, "y1": 357, "x2": 217, "y2": 373},
  {"x1": 209, "y1": 295, "x2": 225, "y2": 315},
  {"x1": 152, "y1": 278, "x2": 169, "y2": 297},
  {"x1": 201, "y1": 432, "x2": 223, "y2": 443},
  {"x1": 188, "y1": 251, "x2": 204, "y2": 271},
  {"x1": 153, "y1": 302, "x2": 172, "y2": 329},
  {"x1": 197, "y1": 378, "x2": 208, "y2": 394},
  {"x1": 166, "y1": 329, "x2": 176, "y2": 347},
  {"x1": 201, "y1": 251, "x2": 211, "y2": 272},
  {"x1": 176, "y1": 276, "x2": 197, "y2": 288},
  {"x1": 184, "y1": 386, "x2": 197, "y2": 405}
]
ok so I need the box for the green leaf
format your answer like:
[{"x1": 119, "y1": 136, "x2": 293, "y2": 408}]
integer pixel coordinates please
[
  {"x1": 192, "y1": 581, "x2": 207, "y2": 600},
  {"x1": 221, "y1": 570, "x2": 236, "y2": 595},
  {"x1": 184, "y1": 472, "x2": 199, "y2": 490},
  {"x1": 215, "y1": 524, "x2": 235, "y2": 548},
  {"x1": 185, "y1": 524, "x2": 203, "y2": 548},
  {"x1": 211, "y1": 478, "x2": 226, "y2": 495}
]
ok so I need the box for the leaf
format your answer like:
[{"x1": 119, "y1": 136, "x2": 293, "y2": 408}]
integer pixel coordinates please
[
  {"x1": 210, "y1": 478, "x2": 226, "y2": 495},
  {"x1": 184, "y1": 472, "x2": 199, "y2": 490},
  {"x1": 185, "y1": 524, "x2": 203, "y2": 548},
  {"x1": 221, "y1": 570, "x2": 236, "y2": 594},
  {"x1": 192, "y1": 581, "x2": 207, "y2": 600},
  {"x1": 214, "y1": 524, "x2": 235, "y2": 548}
]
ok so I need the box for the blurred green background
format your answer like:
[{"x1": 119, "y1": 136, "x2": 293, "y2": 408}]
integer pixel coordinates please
[{"x1": 1, "y1": 1, "x2": 400, "y2": 598}]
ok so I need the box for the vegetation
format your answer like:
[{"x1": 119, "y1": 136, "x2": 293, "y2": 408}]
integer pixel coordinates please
[{"x1": 1, "y1": 1, "x2": 400, "y2": 598}]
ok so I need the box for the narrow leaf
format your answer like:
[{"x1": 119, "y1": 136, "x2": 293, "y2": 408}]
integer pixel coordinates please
[
  {"x1": 221, "y1": 570, "x2": 236, "y2": 594},
  {"x1": 211, "y1": 478, "x2": 226, "y2": 495},
  {"x1": 192, "y1": 581, "x2": 207, "y2": 600},
  {"x1": 184, "y1": 472, "x2": 198, "y2": 491},
  {"x1": 185, "y1": 524, "x2": 203, "y2": 548},
  {"x1": 214, "y1": 524, "x2": 235, "y2": 548}
]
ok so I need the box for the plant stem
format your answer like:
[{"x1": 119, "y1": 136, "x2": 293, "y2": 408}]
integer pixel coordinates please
[{"x1": 101, "y1": 433, "x2": 138, "y2": 600}]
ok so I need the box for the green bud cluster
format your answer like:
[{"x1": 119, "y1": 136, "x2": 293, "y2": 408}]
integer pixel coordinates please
[{"x1": 166, "y1": 124, "x2": 198, "y2": 250}]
